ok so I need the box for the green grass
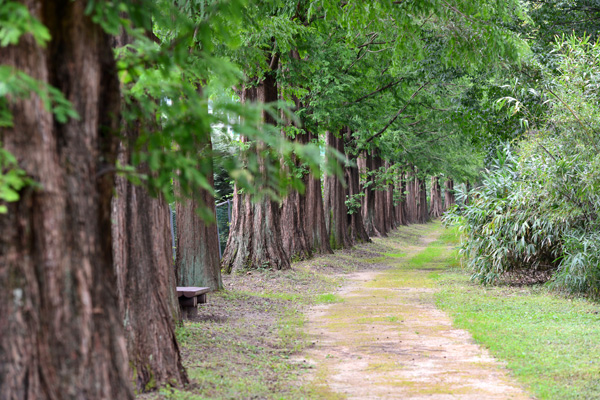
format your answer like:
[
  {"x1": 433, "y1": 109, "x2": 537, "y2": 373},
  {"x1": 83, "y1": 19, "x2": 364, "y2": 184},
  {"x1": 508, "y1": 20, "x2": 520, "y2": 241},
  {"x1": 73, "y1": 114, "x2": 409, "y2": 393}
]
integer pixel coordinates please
[
  {"x1": 435, "y1": 227, "x2": 600, "y2": 400},
  {"x1": 315, "y1": 293, "x2": 344, "y2": 304}
]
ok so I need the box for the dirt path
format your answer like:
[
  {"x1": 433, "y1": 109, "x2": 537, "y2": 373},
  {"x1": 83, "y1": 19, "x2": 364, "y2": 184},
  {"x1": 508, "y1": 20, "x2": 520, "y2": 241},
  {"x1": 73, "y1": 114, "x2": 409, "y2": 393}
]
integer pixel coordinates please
[{"x1": 302, "y1": 224, "x2": 530, "y2": 399}]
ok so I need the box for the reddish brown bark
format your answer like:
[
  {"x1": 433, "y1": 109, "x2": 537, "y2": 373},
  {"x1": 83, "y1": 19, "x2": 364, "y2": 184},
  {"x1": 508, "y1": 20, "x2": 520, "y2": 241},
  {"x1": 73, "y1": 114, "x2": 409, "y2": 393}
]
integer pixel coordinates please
[
  {"x1": 359, "y1": 150, "x2": 384, "y2": 237},
  {"x1": 344, "y1": 130, "x2": 370, "y2": 243},
  {"x1": 394, "y1": 178, "x2": 407, "y2": 226},
  {"x1": 175, "y1": 138, "x2": 223, "y2": 289},
  {"x1": 324, "y1": 130, "x2": 351, "y2": 249},
  {"x1": 384, "y1": 161, "x2": 395, "y2": 231},
  {"x1": 417, "y1": 177, "x2": 429, "y2": 224},
  {"x1": 444, "y1": 178, "x2": 455, "y2": 210},
  {"x1": 404, "y1": 169, "x2": 418, "y2": 224},
  {"x1": 429, "y1": 176, "x2": 444, "y2": 218},
  {"x1": 303, "y1": 131, "x2": 333, "y2": 254},
  {"x1": 112, "y1": 29, "x2": 187, "y2": 393},
  {"x1": 221, "y1": 71, "x2": 290, "y2": 272},
  {"x1": 280, "y1": 92, "x2": 312, "y2": 260},
  {"x1": 0, "y1": 2, "x2": 132, "y2": 398}
]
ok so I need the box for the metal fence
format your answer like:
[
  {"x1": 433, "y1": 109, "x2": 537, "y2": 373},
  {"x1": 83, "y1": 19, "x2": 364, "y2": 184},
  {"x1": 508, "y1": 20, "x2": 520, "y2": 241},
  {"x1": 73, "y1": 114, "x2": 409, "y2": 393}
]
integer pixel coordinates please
[{"x1": 169, "y1": 200, "x2": 232, "y2": 260}]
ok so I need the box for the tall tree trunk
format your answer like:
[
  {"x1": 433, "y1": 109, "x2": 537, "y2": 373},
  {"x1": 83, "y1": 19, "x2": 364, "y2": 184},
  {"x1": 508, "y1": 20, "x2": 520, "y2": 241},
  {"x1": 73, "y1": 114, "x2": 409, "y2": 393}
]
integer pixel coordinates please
[
  {"x1": 417, "y1": 178, "x2": 429, "y2": 224},
  {"x1": 112, "y1": 29, "x2": 187, "y2": 393},
  {"x1": 324, "y1": 130, "x2": 352, "y2": 249},
  {"x1": 429, "y1": 175, "x2": 443, "y2": 218},
  {"x1": 0, "y1": 2, "x2": 132, "y2": 398},
  {"x1": 444, "y1": 178, "x2": 455, "y2": 210},
  {"x1": 280, "y1": 89, "x2": 312, "y2": 261},
  {"x1": 221, "y1": 70, "x2": 290, "y2": 272},
  {"x1": 175, "y1": 168, "x2": 223, "y2": 289},
  {"x1": 344, "y1": 131, "x2": 370, "y2": 243},
  {"x1": 304, "y1": 131, "x2": 333, "y2": 254},
  {"x1": 360, "y1": 150, "x2": 383, "y2": 237},
  {"x1": 395, "y1": 178, "x2": 407, "y2": 226},
  {"x1": 175, "y1": 86, "x2": 223, "y2": 290},
  {"x1": 384, "y1": 161, "x2": 395, "y2": 231},
  {"x1": 405, "y1": 168, "x2": 418, "y2": 224},
  {"x1": 373, "y1": 152, "x2": 388, "y2": 237}
]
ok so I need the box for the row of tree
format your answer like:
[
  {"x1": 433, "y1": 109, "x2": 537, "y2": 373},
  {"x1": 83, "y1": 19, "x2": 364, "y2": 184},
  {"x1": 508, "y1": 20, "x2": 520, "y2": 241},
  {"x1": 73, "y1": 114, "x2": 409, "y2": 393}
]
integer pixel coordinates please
[{"x1": 0, "y1": 0, "x2": 528, "y2": 398}]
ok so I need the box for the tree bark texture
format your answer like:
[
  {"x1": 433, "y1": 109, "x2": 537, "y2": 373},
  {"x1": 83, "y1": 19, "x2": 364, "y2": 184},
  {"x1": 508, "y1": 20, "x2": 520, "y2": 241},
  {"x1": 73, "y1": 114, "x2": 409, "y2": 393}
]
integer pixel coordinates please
[
  {"x1": 175, "y1": 147, "x2": 223, "y2": 290},
  {"x1": 112, "y1": 157, "x2": 187, "y2": 392},
  {"x1": 0, "y1": 2, "x2": 132, "y2": 399},
  {"x1": 304, "y1": 131, "x2": 333, "y2": 254},
  {"x1": 359, "y1": 150, "x2": 383, "y2": 237},
  {"x1": 404, "y1": 169, "x2": 418, "y2": 224},
  {"x1": 221, "y1": 71, "x2": 290, "y2": 272},
  {"x1": 344, "y1": 149, "x2": 370, "y2": 243},
  {"x1": 443, "y1": 178, "x2": 455, "y2": 210},
  {"x1": 417, "y1": 178, "x2": 429, "y2": 224},
  {"x1": 372, "y1": 152, "x2": 388, "y2": 237},
  {"x1": 324, "y1": 130, "x2": 352, "y2": 249},
  {"x1": 395, "y1": 178, "x2": 407, "y2": 226},
  {"x1": 112, "y1": 30, "x2": 187, "y2": 393},
  {"x1": 429, "y1": 176, "x2": 443, "y2": 218},
  {"x1": 384, "y1": 161, "x2": 395, "y2": 232},
  {"x1": 279, "y1": 92, "x2": 312, "y2": 261}
]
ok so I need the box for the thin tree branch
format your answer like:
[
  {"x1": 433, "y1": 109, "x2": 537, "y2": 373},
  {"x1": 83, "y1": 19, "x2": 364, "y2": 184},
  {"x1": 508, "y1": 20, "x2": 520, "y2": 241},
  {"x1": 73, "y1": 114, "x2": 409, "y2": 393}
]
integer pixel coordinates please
[
  {"x1": 366, "y1": 80, "x2": 432, "y2": 143},
  {"x1": 343, "y1": 77, "x2": 404, "y2": 106}
]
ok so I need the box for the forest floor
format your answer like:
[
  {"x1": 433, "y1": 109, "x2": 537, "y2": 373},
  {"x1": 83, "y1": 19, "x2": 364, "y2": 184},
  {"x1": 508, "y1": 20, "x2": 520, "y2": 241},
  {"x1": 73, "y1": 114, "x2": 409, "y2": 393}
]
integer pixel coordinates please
[{"x1": 143, "y1": 221, "x2": 600, "y2": 400}]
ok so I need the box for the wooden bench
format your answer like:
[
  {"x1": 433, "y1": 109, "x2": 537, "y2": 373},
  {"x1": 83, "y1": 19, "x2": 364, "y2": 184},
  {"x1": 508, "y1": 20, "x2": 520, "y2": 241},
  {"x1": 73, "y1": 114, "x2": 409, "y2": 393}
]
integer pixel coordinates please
[{"x1": 176, "y1": 286, "x2": 210, "y2": 319}]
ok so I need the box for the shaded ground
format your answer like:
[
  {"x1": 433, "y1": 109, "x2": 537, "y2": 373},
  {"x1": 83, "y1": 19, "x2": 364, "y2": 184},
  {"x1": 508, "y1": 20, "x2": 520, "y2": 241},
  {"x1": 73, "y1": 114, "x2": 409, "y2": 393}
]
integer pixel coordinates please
[{"x1": 141, "y1": 222, "x2": 530, "y2": 399}]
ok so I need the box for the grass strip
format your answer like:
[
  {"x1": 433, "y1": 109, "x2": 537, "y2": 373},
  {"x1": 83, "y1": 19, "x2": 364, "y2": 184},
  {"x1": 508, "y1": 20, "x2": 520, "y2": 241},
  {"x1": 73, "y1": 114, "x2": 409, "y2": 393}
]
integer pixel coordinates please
[{"x1": 436, "y1": 227, "x2": 600, "y2": 400}]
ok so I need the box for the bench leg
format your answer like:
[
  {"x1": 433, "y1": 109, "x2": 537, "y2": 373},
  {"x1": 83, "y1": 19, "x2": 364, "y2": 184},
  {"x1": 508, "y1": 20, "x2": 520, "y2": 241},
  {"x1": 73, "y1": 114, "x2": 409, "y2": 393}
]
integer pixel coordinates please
[
  {"x1": 198, "y1": 293, "x2": 207, "y2": 304},
  {"x1": 183, "y1": 306, "x2": 198, "y2": 319}
]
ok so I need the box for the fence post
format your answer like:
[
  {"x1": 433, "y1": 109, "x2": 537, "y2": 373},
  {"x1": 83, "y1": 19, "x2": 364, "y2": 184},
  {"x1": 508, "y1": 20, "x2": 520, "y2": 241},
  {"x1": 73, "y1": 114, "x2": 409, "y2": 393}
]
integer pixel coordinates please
[
  {"x1": 169, "y1": 205, "x2": 176, "y2": 262},
  {"x1": 216, "y1": 203, "x2": 222, "y2": 259}
]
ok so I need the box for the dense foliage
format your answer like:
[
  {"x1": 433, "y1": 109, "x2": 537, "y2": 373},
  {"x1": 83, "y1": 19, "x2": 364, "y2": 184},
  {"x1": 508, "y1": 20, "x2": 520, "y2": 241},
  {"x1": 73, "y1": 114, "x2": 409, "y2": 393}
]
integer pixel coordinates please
[{"x1": 447, "y1": 35, "x2": 600, "y2": 297}]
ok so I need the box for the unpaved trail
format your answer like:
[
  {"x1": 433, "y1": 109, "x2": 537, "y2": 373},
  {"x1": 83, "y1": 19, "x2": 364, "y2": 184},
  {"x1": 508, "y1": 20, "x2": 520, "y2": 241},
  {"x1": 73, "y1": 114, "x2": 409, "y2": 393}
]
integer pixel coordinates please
[{"x1": 303, "y1": 223, "x2": 530, "y2": 399}]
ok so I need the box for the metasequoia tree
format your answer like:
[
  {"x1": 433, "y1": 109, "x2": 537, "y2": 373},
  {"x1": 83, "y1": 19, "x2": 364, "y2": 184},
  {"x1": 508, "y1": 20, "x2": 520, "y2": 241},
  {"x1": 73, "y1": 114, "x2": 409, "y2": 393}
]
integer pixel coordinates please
[
  {"x1": 304, "y1": 132, "x2": 334, "y2": 254},
  {"x1": 444, "y1": 178, "x2": 456, "y2": 210},
  {"x1": 221, "y1": 66, "x2": 290, "y2": 272},
  {"x1": 404, "y1": 169, "x2": 418, "y2": 224},
  {"x1": 324, "y1": 130, "x2": 352, "y2": 249},
  {"x1": 345, "y1": 132, "x2": 370, "y2": 243},
  {"x1": 430, "y1": 175, "x2": 444, "y2": 218},
  {"x1": 417, "y1": 178, "x2": 429, "y2": 224},
  {"x1": 111, "y1": 31, "x2": 187, "y2": 391},
  {"x1": 280, "y1": 90, "x2": 312, "y2": 260},
  {"x1": 175, "y1": 89, "x2": 222, "y2": 289},
  {"x1": 0, "y1": 2, "x2": 132, "y2": 398}
]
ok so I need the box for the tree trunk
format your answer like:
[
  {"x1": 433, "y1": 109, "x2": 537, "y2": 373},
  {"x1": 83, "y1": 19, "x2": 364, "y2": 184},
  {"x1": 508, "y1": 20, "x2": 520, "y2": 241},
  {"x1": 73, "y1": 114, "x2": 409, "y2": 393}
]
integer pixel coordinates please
[
  {"x1": 429, "y1": 176, "x2": 444, "y2": 218},
  {"x1": 221, "y1": 71, "x2": 290, "y2": 272},
  {"x1": 344, "y1": 130, "x2": 370, "y2": 243},
  {"x1": 324, "y1": 130, "x2": 352, "y2": 249},
  {"x1": 175, "y1": 98, "x2": 223, "y2": 290},
  {"x1": 0, "y1": 2, "x2": 132, "y2": 398},
  {"x1": 359, "y1": 150, "x2": 383, "y2": 237},
  {"x1": 384, "y1": 161, "x2": 395, "y2": 231},
  {"x1": 373, "y1": 152, "x2": 388, "y2": 236},
  {"x1": 280, "y1": 90, "x2": 312, "y2": 261},
  {"x1": 405, "y1": 168, "x2": 418, "y2": 224},
  {"x1": 112, "y1": 159, "x2": 187, "y2": 392},
  {"x1": 417, "y1": 178, "x2": 429, "y2": 224},
  {"x1": 111, "y1": 29, "x2": 188, "y2": 393},
  {"x1": 395, "y1": 177, "x2": 407, "y2": 226},
  {"x1": 304, "y1": 130, "x2": 334, "y2": 254},
  {"x1": 444, "y1": 178, "x2": 455, "y2": 210}
]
